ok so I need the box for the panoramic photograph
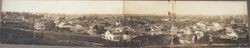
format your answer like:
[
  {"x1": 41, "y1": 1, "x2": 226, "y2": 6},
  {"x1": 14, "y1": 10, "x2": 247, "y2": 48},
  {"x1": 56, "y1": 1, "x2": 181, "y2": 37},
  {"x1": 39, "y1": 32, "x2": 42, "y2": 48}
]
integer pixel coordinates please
[{"x1": 0, "y1": 0, "x2": 249, "y2": 48}]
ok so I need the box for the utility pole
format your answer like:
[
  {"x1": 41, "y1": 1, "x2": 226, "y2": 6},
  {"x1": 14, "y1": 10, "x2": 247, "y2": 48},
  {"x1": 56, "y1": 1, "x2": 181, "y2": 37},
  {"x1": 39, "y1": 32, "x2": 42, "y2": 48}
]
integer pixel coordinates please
[
  {"x1": 169, "y1": 0, "x2": 176, "y2": 23},
  {"x1": 169, "y1": 0, "x2": 176, "y2": 47},
  {"x1": 0, "y1": 0, "x2": 2, "y2": 30},
  {"x1": 247, "y1": 0, "x2": 250, "y2": 46}
]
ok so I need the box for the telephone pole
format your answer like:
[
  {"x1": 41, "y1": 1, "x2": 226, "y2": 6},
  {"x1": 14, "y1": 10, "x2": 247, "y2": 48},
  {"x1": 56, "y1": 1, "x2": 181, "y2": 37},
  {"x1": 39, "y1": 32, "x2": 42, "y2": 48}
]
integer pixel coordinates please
[
  {"x1": 0, "y1": 0, "x2": 2, "y2": 29},
  {"x1": 169, "y1": 0, "x2": 176, "y2": 24},
  {"x1": 169, "y1": 0, "x2": 176, "y2": 47}
]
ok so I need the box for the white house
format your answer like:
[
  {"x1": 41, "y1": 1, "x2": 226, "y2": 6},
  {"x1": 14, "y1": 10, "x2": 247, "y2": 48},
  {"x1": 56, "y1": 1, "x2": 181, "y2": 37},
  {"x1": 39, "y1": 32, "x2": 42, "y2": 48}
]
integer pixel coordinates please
[{"x1": 103, "y1": 31, "x2": 119, "y2": 41}]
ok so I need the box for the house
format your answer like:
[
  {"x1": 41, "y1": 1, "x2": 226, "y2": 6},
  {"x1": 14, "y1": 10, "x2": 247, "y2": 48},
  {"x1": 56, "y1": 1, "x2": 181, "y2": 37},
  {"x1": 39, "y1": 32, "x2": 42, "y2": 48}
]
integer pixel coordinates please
[
  {"x1": 34, "y1": 21, "x2": 46, "y2": 30},
  {"x1": 56, "y1": 22, "x2": 74, "y2": 29},
  {"x1": 103, "y1": 31, "x2": 120, "y2": 41},
  {"x1": 210, "y1": 22, "x2": 223, "y2": 31},
  {"x1": 86, "y1": 25, "x2": 97, "y2": 35},
  {"x1": 220, "y1": 27, "x2": 239, "y2": 40},
  {"x1": 146, "y1": 25, "x2": 163, "y2": 36},
  {"x1": 170, "y1": 26, "x2": 178, "y2": 34},
  {"x1": 69, "y1": 24, "x2": 85, "y2": 33},
  {"x1": 102, "y1": 30, "x2": 136, "y2": 42},
  {"x1": 230, "y1": 20, "x2": 236, "y2": 24},
  {"x1": 122, "y1": 34, "x2": 133, "y2": 41},
  {"x1": 196, "y1": 21, "x2": 206, "y2": 31},
  {"x1": 194, "y1": 31, "x2": 204, "y2": 40},
  {"x1": 33, "y1": 19, "x2": 55, "y2": 30},
  {"x1": 178, "y1": 34, "x2": 196, "y2": 44},
  {"x1": 94, "y1": 24, "x2": 107, "y2": 34}
]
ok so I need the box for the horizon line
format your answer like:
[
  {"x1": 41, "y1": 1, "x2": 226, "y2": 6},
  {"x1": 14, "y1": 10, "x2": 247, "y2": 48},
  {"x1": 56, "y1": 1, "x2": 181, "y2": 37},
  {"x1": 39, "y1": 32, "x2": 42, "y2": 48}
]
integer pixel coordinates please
[{"x1": 1, "y1": 11, "x2": 247, "y2": 16}]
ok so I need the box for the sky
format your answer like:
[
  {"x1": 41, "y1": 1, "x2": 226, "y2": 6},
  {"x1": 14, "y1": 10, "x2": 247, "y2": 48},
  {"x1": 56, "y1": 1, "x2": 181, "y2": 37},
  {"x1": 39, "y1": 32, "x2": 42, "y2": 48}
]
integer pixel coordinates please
[
  {"x1": 2, "y1": 0, "x2": 124, "y2": 14},
  {"x1": 124, "y1": 1, "x2": 247, "y2": 15},
  {"x1": 2, "y1": 0, "x2": 248, "y2": 15},
  {"x1": 176, "y1": 1, "x2": 247, "y2": 15}
]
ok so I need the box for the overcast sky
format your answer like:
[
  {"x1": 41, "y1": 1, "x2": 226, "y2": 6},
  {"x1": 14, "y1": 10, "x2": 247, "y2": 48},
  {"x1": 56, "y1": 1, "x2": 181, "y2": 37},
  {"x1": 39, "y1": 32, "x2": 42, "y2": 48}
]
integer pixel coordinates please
[{"x1": 2, "y1": 0, "x2": 247, "y2": 15}]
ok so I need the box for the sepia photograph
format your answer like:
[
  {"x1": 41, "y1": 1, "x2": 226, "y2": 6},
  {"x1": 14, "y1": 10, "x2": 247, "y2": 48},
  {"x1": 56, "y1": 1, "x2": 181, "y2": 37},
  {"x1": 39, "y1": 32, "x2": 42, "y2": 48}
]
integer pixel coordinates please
[{"x1": 0, "y1": 0, "x2": 249, "y2": 48}]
